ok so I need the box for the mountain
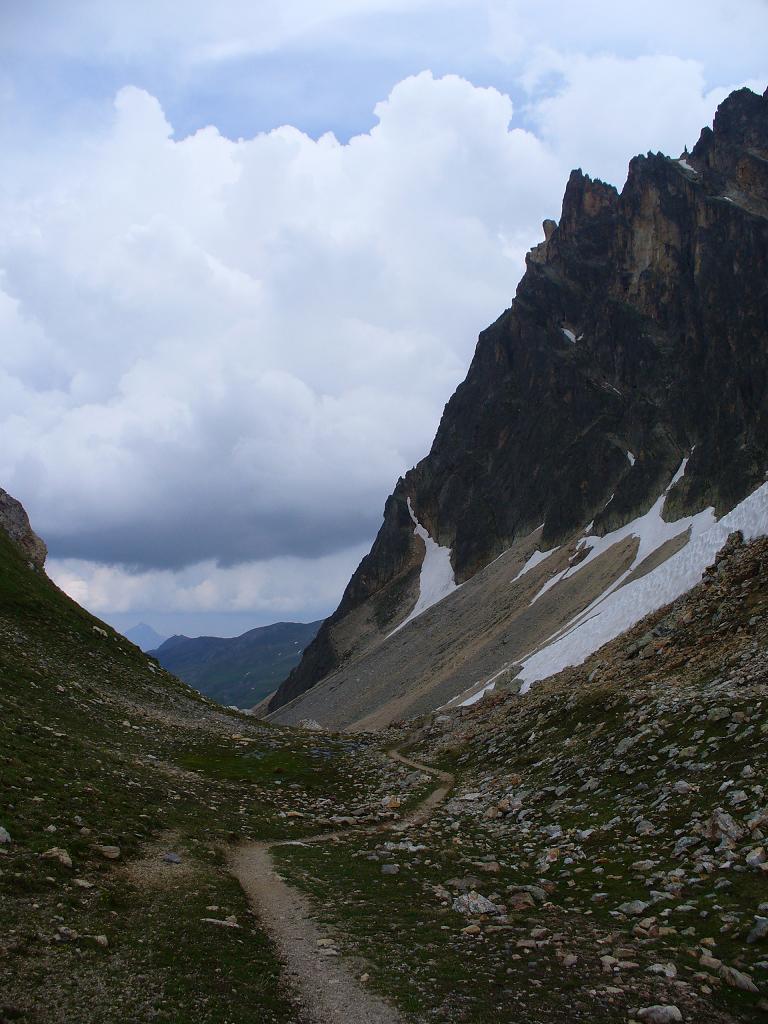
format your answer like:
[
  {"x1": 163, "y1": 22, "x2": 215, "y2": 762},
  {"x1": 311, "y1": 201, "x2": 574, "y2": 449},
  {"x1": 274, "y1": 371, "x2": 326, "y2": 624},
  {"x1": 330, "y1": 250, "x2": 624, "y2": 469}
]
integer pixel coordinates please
[
  {"x1": 152, "y1": 620, "x2": 322, "y2": 708},
  {"x1": 268, "y1": 86, "x2": 768, "y2": 729},
  {"x1": 123, "y1": 621, "x2": 168, "y2": 651}
]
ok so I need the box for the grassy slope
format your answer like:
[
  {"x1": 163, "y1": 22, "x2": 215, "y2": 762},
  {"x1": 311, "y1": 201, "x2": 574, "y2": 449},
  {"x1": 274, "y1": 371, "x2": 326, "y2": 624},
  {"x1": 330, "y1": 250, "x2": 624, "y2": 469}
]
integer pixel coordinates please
[{"x1": 0, "y1": 532, "x2": 388, "y2": 1023}]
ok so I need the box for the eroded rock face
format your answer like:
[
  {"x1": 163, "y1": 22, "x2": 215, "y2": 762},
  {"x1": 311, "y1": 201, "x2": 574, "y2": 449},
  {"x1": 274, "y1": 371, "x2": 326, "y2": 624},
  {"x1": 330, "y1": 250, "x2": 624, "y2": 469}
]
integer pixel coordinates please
[
  {"x1": 0, "y1": 489, "x2": 47, "y2": 569},
  {"x1": 270, "y1": 86, "x2": 768, "y2": 714}
]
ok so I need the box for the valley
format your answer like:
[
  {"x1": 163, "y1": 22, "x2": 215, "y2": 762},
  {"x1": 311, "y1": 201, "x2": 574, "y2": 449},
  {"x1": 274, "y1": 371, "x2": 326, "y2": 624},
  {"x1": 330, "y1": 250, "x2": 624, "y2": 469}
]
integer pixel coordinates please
[{"x1": 2, "y1": 497, "x2": 767, "y2": 1023}]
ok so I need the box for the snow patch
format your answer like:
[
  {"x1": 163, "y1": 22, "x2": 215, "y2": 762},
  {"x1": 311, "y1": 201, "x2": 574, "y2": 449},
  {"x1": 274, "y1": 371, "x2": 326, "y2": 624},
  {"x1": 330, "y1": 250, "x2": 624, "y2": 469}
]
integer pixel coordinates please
[
  {"x1": 461, "y1": 459, "x2": 768, "y2": 707},
  {"x1": 518, "y1": 478, "x2": 768, "y2": 691},
  {"x1": 677, "y1": 158, "x2": 697, "y2": 173},
  {"x1": 528, "y1": 457, "x2": 701, "y2": 607},
  {"x1": 388, "y1": 499, "x2": 458, "y2": 636},
  {"x1": 561, "y1": 327, "x2": 576, "y2": 343},
  {"x1": 627, "y1": 451, "x2": 636, "y2": 466},
  {"x1": 511, "y1": 545, "x2": 559, "y2": 584}
]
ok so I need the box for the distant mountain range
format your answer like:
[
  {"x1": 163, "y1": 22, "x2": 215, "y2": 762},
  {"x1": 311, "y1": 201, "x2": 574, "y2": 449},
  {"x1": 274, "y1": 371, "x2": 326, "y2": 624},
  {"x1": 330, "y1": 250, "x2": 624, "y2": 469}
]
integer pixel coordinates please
[
  {"x1": 124, "y1": 622, "x2": 168, "y2": 651},
  {"x1": 151, "y1": 620, "x2": 322, "y2": 708}
]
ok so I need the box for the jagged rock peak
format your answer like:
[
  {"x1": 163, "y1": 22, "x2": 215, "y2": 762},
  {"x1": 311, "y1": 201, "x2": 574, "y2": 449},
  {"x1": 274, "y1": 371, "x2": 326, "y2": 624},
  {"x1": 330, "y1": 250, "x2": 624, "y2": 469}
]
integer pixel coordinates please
[
  {"x1": 0, "y1": 489, "x2": 47, "y2": 569},
  {"x1": 268, "y1": 86, "x2": 768, "y2": 718}
]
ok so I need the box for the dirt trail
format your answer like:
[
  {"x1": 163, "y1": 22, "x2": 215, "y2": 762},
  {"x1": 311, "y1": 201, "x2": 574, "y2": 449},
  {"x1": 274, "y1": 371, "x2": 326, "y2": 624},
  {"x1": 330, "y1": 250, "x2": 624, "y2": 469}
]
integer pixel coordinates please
[{"x1": 230, "y1": 746, "x2": 453, "y2": 1024}]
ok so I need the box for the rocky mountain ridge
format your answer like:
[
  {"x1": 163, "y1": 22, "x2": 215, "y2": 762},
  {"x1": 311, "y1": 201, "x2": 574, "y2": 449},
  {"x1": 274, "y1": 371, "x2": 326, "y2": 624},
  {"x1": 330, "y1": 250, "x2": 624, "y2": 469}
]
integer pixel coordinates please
[
  {"x1": 0, "y1": 488, "x2": 47, "y2": 570},
  {"x1": 269, "y1": 85, "x2": 768, "y2": 722}
]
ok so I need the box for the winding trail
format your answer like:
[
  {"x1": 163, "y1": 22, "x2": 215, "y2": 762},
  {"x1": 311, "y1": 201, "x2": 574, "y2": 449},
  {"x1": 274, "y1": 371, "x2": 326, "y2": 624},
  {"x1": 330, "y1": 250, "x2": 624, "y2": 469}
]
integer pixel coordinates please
[{"x1": 230, "y1": 746, "x2": 454, "y2": 1024}]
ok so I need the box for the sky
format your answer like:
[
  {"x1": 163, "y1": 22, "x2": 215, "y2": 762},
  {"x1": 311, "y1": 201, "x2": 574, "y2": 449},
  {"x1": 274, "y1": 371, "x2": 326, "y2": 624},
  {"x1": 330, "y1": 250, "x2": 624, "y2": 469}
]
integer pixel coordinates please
[{"x1": 1, "y1": 1, "x2": 766, "y2": 639}]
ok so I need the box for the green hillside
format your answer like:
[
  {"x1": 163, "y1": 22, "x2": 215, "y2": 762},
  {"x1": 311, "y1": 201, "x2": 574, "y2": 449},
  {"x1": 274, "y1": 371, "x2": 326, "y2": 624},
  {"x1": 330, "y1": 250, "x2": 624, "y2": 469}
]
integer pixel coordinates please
[
  {"x1": 0, "y1": 528, "x2": 389, "y2": 1023},
  {"x1": 152, "y1": 620, "x2": 322, "y2": 708}
]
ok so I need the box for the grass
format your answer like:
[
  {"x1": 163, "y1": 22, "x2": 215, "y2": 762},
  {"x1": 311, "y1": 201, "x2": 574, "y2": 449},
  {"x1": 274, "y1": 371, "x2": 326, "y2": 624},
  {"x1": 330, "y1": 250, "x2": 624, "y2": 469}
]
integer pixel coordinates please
[{"x1": 0, "y1": 530, "x2": 394, "y2": 1021}]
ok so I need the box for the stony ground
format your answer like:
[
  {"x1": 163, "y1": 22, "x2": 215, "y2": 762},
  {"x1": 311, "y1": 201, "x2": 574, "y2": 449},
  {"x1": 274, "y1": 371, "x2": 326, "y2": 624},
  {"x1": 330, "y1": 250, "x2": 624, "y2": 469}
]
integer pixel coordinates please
[
  {"x1": 2, "y1": 527, "x2": 767, "y2": 1022},
  {"x1": 273, "y1": 533, "x2": 768, "y2": 1023}
]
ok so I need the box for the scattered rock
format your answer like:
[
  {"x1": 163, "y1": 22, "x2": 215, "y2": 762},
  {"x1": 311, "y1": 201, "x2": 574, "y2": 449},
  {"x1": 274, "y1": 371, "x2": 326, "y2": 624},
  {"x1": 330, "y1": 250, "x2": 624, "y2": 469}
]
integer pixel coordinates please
[
  {"x1": 452, "y1": 891, "x2": 504, "y2": 916},
  {"x1": 618, "y1": 900, "x2": 650, "y2": 917},
  {"x1": 637, "y1": 1007, "x2": 682, "y2": 1024},
  {"x1": 42, "y1": 847, "x2": 72, "y2": 869},
  {"x1": 92, "y1": 845, "x2": 121, "y2": 860},
  {"x1": 719, "y1": 964, "x2": 759, "y2": 992}
]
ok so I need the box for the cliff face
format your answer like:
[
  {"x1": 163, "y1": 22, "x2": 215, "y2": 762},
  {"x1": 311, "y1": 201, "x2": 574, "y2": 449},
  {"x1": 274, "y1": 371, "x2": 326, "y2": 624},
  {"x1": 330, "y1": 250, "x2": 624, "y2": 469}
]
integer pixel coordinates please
[
  {"x1": 0, "y1": 489, "x2": 47, "y2": 570},
  {"x1": 270, "y1": 86, "x2": 768, "y2": 715}
]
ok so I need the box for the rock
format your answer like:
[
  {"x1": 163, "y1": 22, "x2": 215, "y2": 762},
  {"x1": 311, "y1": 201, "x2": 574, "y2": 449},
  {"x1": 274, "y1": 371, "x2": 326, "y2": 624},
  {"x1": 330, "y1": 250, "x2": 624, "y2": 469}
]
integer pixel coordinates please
[
  {"x1": 201, "y1": 916, "x2": 240, "y2": 929},
  {"x1": 702, "y1": 808, "x2": 745, "y2": 842},
  {"x1": 618, "y1": 900, "x2": 650, "y2": 917},
  {"x1": 507, "y1": 891, "x2": 536, "y2": 911},
  {"x1": 707, "y1": 706, "x2": 731, "y2": 722},
  {"x1": 452, "y1": 890, "x2": 504, "y2": 916},
  {"x1": 614, "y1": 734, "x2": 643, "y2": 757},
  {"x1": 647, "y1": 963, "x2": 677, "y2": 978},
  {"x1": 673, "y1": 836, "x2": 698, "y2": 857},
  {"x1": 0, "y1": 488, "x2": 47, "y2": 567},
  {"x1": 381, "y1": 864, "x2": 399, "y2": 875},
  {"x1": 163, "y1": 852, "x2": 182, "y2": 864},
  {"x1": 637, "y1": 1006, "x2": 682, "y2": 1023},
  {"x1": 0, "y1": 827, "x2": 10, "y2": 844},
  {"x1": 719, "y1": 964, "x2": 759, "y2": 992},
  {"x1": 747, "y1": 917, "x2": 768, "y2": 944},
  {"x1": 42, "y1": 847, "x2": 72, "y2": 869},
  {"x1": 93, "y1": 845, "x2": 121, "y2": 860},
  {"x1": 700, "y1": 953, "x2": 722, "y2": 970},
  {"x1": 461, "y1": 924, "x2": 482, "y2": 935},
  {"x1": 297, "y1": 719, "x2": 324, "y2": 731},
  {"x1": 91, "y1": 934, "x2": 109, "y2": 947},
  {"x1": 746, "y1": 847, "x2": 767, "y2": 867}
]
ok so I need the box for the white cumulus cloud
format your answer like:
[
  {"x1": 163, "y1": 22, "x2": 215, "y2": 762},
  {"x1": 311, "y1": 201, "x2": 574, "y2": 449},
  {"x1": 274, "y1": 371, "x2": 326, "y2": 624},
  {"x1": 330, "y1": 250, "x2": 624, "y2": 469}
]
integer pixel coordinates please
[{"x1": 1, "y1": 49, "x2": 762, "y2": 629}]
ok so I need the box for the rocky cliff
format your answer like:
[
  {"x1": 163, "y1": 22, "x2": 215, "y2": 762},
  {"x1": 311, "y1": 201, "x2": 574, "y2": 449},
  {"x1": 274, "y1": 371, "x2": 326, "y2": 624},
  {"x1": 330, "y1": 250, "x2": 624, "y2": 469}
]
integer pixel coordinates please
[
  {"x1": 270, "y1": 86, "x2": 768, "y2": 717},
  {"x1": 0, "y1": 488, "x2": 47, "y2": 570}
]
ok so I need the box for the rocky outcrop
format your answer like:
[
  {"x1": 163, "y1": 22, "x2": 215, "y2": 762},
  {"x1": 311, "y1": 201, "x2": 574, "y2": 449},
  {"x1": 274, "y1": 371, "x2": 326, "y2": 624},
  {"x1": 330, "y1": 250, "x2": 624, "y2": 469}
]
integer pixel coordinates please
[
  {"x1": 0, "y1": 489, "x2": 47, "y2": 569},
  {"x1": 270, "y1": 86, "x2": 768, "y2": 715}
]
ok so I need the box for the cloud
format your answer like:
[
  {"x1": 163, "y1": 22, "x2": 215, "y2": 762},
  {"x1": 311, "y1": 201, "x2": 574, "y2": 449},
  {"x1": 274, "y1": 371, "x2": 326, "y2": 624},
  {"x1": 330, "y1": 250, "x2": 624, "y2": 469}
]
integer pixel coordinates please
[
  {"x1": 0, "y1": 73, "x2": 562, "y2": 572},
  {"x1": 7, "y1": 1, "x2": 768, "y2": 76},
  {"x1": 525, "y1": 55, "x2": 752, "y2": 187},
  {"x1": 1, "y1": 28, "x2": 763, "y2": 628},
  {"x1": 50, "y1": 542, "x2": 368, "y2": 626}
]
